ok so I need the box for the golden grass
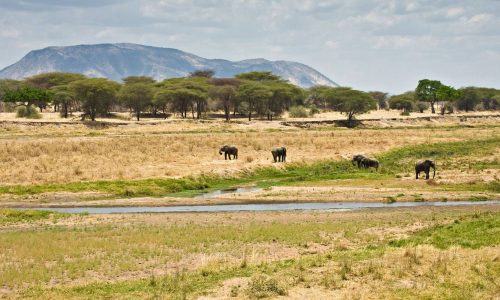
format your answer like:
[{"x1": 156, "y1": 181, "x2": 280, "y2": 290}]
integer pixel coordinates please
[{"x1": 0, "y1": 121, "x2": 496, "y2": 185}]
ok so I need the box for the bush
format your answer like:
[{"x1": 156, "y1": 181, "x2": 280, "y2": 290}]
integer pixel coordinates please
[
  {"x1": 416, "y1": 102, "x2": 429, "y2": 113},
  {"x1": 16, "y1": 105, "x2": 42, "y2": 119},
  {"x1": 400, "y1": 111, "x2": 410, "y2": 116},
  {"x1": 246, "y1": 275, "x2": 287, "y2": 298},
  {"x1": 309, "y1": 104, "x2": 320, "y2": 116},
  {"x1": 288, "y1": 105, "x2": 309, "y2": 118}
]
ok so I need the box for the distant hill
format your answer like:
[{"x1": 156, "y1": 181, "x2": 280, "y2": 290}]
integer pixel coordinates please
[{"x1": 0, "y1": 43, "x2": 338, "y2": 88}]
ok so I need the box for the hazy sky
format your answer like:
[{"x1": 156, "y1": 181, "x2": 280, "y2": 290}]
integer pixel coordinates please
[{"x1": 0, "y1": 0, "x2": 499, "y2": 93}]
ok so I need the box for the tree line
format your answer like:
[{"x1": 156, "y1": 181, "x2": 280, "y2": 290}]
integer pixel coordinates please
[{"x1": 0, "y1": 71, "x2": 498, "y2": 126}]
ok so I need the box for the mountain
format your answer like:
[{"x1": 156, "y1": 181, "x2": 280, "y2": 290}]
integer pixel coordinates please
[{"x1": 0, "y1": 43, "x2": 338, "y2": 88}]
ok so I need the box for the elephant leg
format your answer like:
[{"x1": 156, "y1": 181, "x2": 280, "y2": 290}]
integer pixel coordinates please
[
  {"x1": 225, "y1": 152, "x2": 228, "y2": 160},
  {"x1": 425, "y1": 171, "x2": 429, "y2": 179},
  {"x1": 416, "y1": 171, "x2": 419, "y2": 179}
]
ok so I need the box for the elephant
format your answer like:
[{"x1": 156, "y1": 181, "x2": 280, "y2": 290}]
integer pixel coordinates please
[
  {"x1": 352, "y1": 154, "x2": 366, "y2": 168},
  {"x1": 271, "y1": 147, "x2": 287, "y2": 162},
  {"x1": 360, "y1": 157, "x2": 379, "y2": 171},
  {"x1": 219, "y1": 145, "x2": 238, "y2": 160},
  {"x1": 415, "y1": 160, "x2": 436, "y2": 179}
]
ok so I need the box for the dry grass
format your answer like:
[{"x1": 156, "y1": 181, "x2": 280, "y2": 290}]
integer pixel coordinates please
[
  {"x1": 1, "y1": 206, "x2": 497, "y2": 299},
  {"x1": 0, "y1": 120, "x2": 496, "y2": 185}
]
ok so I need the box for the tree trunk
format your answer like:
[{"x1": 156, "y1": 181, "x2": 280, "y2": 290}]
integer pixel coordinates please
[
  {"x1": 431, "y1": 101, "x2": 435, "y2": 113},
  {"x1": 248, "y1": 111, "x2": 252, "y2": 121}
]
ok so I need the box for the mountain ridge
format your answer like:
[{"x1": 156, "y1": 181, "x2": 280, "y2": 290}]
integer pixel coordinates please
[{"x1": 0, "y1": 43, "x2": 338, "y2": 88}]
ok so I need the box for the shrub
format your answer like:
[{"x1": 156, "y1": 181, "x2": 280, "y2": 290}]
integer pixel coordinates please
[
  {"x1": 309, "y1": 104, "x2": 320, "y2": 116},
  {"x1": 246, "y1": 275, "x2": 287, "y2": 298},
  {"x1": 416, "y1": 101, "x2": 429, "y2": 113},
  {"x1": 288, "y1": 105, "x2": 309, "y2": 118},
  {"x1": 16, "y1": 105, "x2": 42, "y2": 119}
]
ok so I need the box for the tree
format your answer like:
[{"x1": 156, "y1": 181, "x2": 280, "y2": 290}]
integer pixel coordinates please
[
  {"x1": 236, "y1": 82, "x2": 273, "y2": 121},
  {"x1": 265, "y1": 82, "x2": 304, "y2": 120},
  {"x1": 324, "y1": 87, "x2": 376, "y2": 127},
  {"x1": 388, "y1": 92, "x2": 415, "y2": 113},
  {"x1": 476, "y1": 88, "x2": 500, "y2": 110},
  {"x1": 307, "y1": 85, "x2": 332, "y2": 109},
  {"x1": 122, "y1": 76, "x2": 156, "y2": 85},
  {"x1": 156, "y1": 78, "x2": 209, "y2": 119},
  {"x1": 415, "y1": 79, "x2": 442, "y2": 113},
  {"x1": 236, "y1": 71, "x2": 281, "y2": 82},
  {"x1": 51, "y1": 85, "x2": 76, "y2": 118},
  {"x1": 118, "y1": 83, "x2": 154, "y2": 121},
  {"x1": 189, "y1": 70, "x2": 215, "y2": 78},
  {"x1": 209, "y1": 78, "x2": 241, "y2": 121},
  {"x1": 69, "y1": 78, "x2": 120, "y2": 121},
  {"x1": 368, "y1": 91, "x2": 388, "y2": 109},
  {"x1": 436, "y1": 85, "x2": 461, "y2": 115},
  {"x1": 26, "y1": 72, "x2": 86, "y2": 89},
  {"x1": 2, "y1": 86, "x2": 52, "y2": 111},
  {"x1": 456, "y1": 87, "x2": 480, "y2": 112}
]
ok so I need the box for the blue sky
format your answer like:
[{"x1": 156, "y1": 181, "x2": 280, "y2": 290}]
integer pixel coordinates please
[{"x1": 0, "y1": 0, "x2": 499, "y2": 93}]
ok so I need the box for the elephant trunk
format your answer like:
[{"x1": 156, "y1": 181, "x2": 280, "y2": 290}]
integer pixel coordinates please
[
  {"x1": 432, "y1": 165, "x2": 436, "y2": 178},
  {"x1": 219, "y1": 150, "x2": 223, "y2": 155}
]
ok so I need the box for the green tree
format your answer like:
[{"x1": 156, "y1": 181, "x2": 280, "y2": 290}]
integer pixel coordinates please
[
  {"x1": 265, "y1": 82, "x2": 305, "y2": 120},
  {"x1": 69, "y1": 78, "x2": 120, "y2": 121},
  {"x1": 118, "y1": 83, "x2": 154, "y2": 121},
  {"x1": 236, "y1": 82, "x2": 273, "y2": 121},
  {"x1": 368, "y1": 91, "x2": 388, "y2": 109},
  {"x1": 236, "y1": 71, "x2": 281, "y2": 82},
  {"x1": 307, "y1": 85, "x2": 332, "y2": 109},
  {"x1": 190, "y1": 70, "x2": 215, "y2": 78},
  {"x1": 2, "y1": 86, "x2": 52, "y2": 110},
  {"x1": 456, "y1": 87, "x2": 480, "y2": 112},
  {"x1": 209, "y1": 78, "x2": 240, "y2": 121},
  {"x1": 324, "y1": 87, "x2": 376, "y2": 127},
  {"x1": 388, "y1": 92, "x2": 415, "y2": 113},
  {"x1": 156, "y1": 78, "x2": 209, "y2": 119},
  {"x1": 26, "y1": 72, "x2": 86, "y2": 89},
  {"x1": 51, "y1": 85, "x2": 76, "y2": 118},
  {"x1": 436, "y1": 85, "x2": 461, "y2": 115},
  {"x1": 122, "y1": 76, "x2": 156, "y2": 85},
  {"x1": 476, "y1": 88, "x2": 500, "y2": 110},
  {"x1": 415, "y1": 79, "x2": 442, "y2": 113},
  {"x1": 152, "y1": 89, "x2": 174, "y2": 118}
]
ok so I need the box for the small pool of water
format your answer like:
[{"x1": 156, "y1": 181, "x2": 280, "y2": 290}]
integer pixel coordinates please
[
  {"x1": 18, "y1": 200, "x2": 499, "y2": 214},
  {"x1": 193, "y1": 187, "x2": 262, "y2": 199}
]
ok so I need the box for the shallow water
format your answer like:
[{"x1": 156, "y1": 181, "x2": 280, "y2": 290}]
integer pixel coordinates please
[
  {"x1": 193, "y1": 187, "x2": 262, "y2": 199},
  {"x1": 18, "y1": 200, "x2": 500, "y2": 214}
]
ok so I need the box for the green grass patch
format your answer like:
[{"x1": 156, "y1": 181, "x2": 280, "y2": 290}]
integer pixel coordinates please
[
  {"x1": 0, "y1": 209, "x2": 67, "y2": 225},
  {"x1": 389, "y1": 212, "x2": 500, "y2": 249}
]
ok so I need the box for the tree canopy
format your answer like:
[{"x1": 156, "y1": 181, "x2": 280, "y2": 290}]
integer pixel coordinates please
[
  {"x1": 415, "y1": 79, "x2": 442, "y2": 113},
  {"x1": 69, "y1": 78, "x2": 120, "y2": 121}
]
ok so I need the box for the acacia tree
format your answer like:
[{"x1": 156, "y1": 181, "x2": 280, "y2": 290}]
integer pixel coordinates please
[
  {"x1": 307, "y1": 85, "x2": 332, "y2": 109},
  {"x1": 236, "y1": 71, "x2": 281, "y2": 82},
  {"x1": 51, "y1": 85, "x2": 76, "y2": 118},
  {"x1": 266, "y1": 82, "x2": 304, "y2": 120},
  {"x1": 436, "y1": 85, "x2": 461, "y2": 115},
  {"x1": 69, "y1": 78, "x2": 120, "y2": 121},
  {"x1": 236, "y1": 82, "x2": 273, "y2": 121},
  {"x1": 118, "y1": 82, "x2": 154, "y2": 121},
  {"x1": 324, "y1": 87, "x2": 376, "y2": 127},
  {"x1": 368, "y1": 91, "x2": 388, "y2": 109},
  {"x1": 122, "y1": 76, "x2": 155, "y2": 85},
  {"x1": 156, "y1": 78, "x2": 209, "y2": 119},
  {"x1": 415, "y1": 79, "x2": 442, "y2": 113},
  {"x1": 388, "y1": 92, "x2": 415, "y2": 113}
]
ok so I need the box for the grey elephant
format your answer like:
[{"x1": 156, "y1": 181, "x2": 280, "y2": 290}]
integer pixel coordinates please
[
  {"x1": 415, "y1": 160, "x2": 436, "y2": 179},
  {"x1": 360, "y1": 157, "x2": 379, "y2": 171},
  {"x1": 271, "y1": 147, "x2": 287, "y2": 162},
  {"x1": 352, "y1": 154, "x2": 366, "y2": 168},
  {"x1": 219, "y1": 145, "x2": 238, "y2": 160}
]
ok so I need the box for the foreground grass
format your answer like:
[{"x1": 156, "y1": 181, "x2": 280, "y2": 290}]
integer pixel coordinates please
[
  {"x1": 0, "y1": 137, "x2": 498, "y2": 199},
  {"x1": 5, "y1": 209, "x2": 497, "y2": 299}
]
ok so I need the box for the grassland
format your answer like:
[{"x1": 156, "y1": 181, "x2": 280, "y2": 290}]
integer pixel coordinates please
[{"x1": 0, "y1": 206, "x2": 498, "y2": 299}]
